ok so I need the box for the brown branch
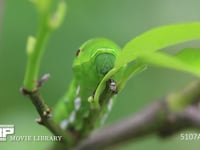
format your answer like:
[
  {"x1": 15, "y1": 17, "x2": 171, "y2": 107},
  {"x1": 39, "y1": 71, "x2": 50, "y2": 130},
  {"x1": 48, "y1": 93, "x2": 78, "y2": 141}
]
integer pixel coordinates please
[
  {"x1": 180, "y1": 105, "x2": 200, "y2": 128},
  {"x1": 21, "y1": 74, "x2": 74, "y2": 147},
  {"x1": 75, "y1": 81, "x2": 200, "y2": 150}
]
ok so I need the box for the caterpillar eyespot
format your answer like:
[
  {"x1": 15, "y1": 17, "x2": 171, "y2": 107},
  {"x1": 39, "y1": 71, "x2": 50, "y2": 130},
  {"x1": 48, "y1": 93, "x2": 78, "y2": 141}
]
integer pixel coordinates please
[{"x1": 76, "y1": 49, "x2": 81, "y2": 56}]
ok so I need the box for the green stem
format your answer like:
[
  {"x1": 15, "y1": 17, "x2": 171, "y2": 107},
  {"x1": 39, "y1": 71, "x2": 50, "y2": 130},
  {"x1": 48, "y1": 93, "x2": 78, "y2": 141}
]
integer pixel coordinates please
[
  {"x1": 23, "y1": 16, "x2": 51, "y2": 91},
  {"x1": 22, "y1": 0, "x2": 70, "y2": 147}
]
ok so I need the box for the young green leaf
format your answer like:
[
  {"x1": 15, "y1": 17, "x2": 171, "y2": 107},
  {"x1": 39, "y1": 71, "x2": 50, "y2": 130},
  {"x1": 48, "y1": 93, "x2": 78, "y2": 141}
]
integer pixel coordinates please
[
  {"x1": 138, "y1": 52, "x2": 200, "y2": 77},
  {"x1": 176, "y1": 48, "x2": 200, "y2": 71},
  {"x1": 48, "y1": 1, "x2": 67, "y2": 30},
  {"x1": 116, "y1": 22, "x2": 200, "y2": 68}
]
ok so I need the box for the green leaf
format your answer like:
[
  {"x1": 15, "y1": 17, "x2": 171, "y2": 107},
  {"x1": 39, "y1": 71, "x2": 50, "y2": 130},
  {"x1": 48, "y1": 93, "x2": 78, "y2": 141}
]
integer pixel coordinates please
[
  {"x1": 138, "y1": 52, "x2": 200, "y2": 77},
  {"x1": 176, "y1": 48, "x2": 200, "y2": 71},
  {"x1": 94, "y1": 22, "x2": 200, "y2": 108},
  {"x1": 116, "y1": 22, "x2": 200, "y2": 68}
]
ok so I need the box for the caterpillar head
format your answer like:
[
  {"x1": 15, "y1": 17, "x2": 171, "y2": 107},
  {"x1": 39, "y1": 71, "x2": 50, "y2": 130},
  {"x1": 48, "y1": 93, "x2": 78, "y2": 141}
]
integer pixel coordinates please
[{"x1": 73, "y1": 38, "x2": 120, "y2": 78}]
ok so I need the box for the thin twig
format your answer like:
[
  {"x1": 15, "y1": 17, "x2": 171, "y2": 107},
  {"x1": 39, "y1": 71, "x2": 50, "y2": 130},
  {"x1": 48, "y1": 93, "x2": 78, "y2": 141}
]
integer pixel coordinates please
[
  {"x1": 75, "y1": 81, "x2": 200, "y2": 150},
  {"x1": 21, "y1": 74, "x2": 74, "y2": 147}
]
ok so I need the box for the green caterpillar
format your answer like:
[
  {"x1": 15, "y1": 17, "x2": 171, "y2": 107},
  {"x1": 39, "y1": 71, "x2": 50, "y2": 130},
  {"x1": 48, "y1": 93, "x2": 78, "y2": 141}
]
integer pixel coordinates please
[{"x1": 53, "y1": 38, "x2": 127, "y2": 139}]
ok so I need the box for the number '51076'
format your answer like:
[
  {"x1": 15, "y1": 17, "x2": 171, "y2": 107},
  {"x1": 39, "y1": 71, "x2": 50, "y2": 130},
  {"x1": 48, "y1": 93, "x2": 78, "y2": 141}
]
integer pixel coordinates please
[{"x1": 180, "y1": 133, "x2": 200, "y2": 140}]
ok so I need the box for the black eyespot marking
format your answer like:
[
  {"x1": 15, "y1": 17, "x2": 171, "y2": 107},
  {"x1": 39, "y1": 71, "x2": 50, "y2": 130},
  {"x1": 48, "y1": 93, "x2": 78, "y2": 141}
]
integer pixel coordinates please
[{"x1": 76, "y1": 49, "x2": 81, "y2": 56}]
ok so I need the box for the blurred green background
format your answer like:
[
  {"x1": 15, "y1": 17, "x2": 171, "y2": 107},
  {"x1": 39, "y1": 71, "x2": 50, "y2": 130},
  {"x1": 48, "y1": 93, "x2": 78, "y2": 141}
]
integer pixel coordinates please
[{"x1": 1, "y1": 0, "x2": 200, "y2": 149}]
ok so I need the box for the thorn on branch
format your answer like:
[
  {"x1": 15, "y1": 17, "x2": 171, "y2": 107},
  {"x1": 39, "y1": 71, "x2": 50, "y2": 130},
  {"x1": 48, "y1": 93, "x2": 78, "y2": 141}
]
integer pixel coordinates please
[
  {"x1": 43, "y1": 108, "x2": 52, "y2": 118},
  {"x1": 35, "y1": 108, "x2": 52, "y2": 125},
  {"x1": 21, "y1": 73, "x2": 50, "y2": 96},
  {"x1": 37, "y1": 73, "x2": 50, "y2": 89},
  {"x1": 35, "y1": 118, "x2": 44, "y2": 125}
]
